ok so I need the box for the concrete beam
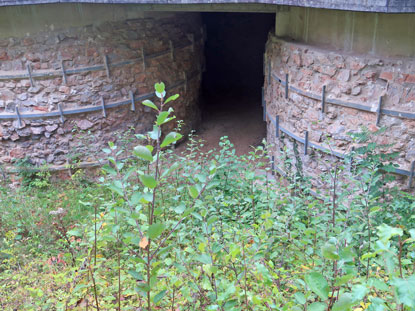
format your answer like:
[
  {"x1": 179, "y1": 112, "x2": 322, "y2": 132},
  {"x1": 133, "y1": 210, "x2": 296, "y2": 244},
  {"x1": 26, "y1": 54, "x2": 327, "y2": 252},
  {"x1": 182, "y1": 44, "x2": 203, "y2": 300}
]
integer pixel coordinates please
[{"x1": 1, "y1": 0, "x2": 415, "y2": 13}]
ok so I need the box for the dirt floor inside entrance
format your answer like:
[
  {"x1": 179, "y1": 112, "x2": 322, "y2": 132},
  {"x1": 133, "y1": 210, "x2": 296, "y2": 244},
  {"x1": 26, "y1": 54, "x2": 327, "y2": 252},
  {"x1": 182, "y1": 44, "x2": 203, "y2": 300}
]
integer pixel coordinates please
[{"x1": 177, "y1": 93, "x2": 266, "y2": 155}]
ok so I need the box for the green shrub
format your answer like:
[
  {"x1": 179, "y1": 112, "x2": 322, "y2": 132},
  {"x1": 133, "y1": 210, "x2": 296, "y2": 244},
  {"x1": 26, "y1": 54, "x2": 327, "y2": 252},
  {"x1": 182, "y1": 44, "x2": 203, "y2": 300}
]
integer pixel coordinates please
[{"x1": 0, "y1": 83, "x2": 414, "y2": 311}]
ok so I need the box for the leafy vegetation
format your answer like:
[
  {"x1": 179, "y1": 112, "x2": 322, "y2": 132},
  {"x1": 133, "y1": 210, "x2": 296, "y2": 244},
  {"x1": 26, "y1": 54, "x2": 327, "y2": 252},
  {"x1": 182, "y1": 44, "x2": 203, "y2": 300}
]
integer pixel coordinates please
[{"x1": 1, "y1": 83, "x2": 414, "y2": 311}]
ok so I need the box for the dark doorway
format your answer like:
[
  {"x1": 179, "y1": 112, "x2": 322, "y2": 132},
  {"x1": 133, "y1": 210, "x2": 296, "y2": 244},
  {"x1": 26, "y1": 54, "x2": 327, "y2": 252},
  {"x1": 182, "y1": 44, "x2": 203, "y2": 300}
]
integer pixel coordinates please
[{"x1": 198, "y1": 12, "x2": 275, "y2": 155}]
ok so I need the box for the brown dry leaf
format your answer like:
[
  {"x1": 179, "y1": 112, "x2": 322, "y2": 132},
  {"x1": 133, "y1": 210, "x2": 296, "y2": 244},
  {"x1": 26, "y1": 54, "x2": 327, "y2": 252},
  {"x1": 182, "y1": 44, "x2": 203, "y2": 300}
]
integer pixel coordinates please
[{"x1": 139, "y1": 237, "x2": 149, "y2": 249}]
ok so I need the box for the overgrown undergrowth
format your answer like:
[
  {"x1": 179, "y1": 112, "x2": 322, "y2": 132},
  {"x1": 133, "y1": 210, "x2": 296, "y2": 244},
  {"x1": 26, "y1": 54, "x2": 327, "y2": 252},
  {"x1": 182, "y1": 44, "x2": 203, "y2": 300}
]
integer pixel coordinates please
[{"x1": 1, "y1": 83, "x2": 414, "y2": 311}]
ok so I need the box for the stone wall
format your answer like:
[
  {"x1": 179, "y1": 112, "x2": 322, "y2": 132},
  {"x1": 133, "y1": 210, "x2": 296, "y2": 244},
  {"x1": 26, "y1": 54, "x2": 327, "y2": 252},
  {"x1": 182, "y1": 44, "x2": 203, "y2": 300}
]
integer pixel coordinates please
[
  {"x1": 0, "y1": 8, "x2": 204, "y2": 169},
  {"x1": 264, "y1": 34, "x2": 415, "y2": 190}
]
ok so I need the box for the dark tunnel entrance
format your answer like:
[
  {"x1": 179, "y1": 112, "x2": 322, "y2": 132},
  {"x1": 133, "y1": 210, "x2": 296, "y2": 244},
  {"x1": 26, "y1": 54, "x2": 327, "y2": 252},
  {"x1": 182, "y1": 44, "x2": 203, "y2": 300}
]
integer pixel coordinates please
[{"x1": 198, "y1": 12, "x2": 275, "y2": 154}]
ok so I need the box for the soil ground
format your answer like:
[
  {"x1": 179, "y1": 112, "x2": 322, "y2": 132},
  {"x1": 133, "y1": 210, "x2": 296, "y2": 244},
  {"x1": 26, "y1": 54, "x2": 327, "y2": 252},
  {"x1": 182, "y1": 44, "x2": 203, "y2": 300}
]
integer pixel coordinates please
[{"x1": 177, "y1": 93, "x2": 266, "y2": 155}]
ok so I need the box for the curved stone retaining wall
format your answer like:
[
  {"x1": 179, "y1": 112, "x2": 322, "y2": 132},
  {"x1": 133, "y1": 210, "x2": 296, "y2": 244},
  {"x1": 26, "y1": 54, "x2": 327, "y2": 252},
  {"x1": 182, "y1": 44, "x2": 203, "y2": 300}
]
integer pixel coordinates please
[
  {"x1": 0, "y1": 5, "x2": 204, "y2": 168},
  {"x1": 264, "y1": 35, "x2": 415, "y2": 190}
]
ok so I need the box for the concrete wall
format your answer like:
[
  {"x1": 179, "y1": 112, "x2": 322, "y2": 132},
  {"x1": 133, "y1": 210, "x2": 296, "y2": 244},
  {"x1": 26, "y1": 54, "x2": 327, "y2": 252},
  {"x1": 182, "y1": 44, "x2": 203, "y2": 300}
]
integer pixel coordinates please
[
  {"x1": 0, "y1": 5, "x2": 204, "y2": 168},
  {"x1": 275, "y1": 7, "x2": 415, "y2": 57},
  {"x1": 0, "y1": 3, "x2": 180, "y2": 39}
]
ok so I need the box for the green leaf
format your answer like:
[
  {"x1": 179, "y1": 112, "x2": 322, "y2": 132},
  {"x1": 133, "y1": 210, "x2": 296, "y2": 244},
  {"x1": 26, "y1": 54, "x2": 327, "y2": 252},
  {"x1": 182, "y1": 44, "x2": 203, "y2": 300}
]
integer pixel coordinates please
[
  {"x1": 391, "y1": 276, "x2": 415, "y2": 307},
  {"x1": 102, "y1": 165, "x2": 117, "y2": 176},
  {"x1": 131, "y1": 192, "x2": 141, "y2": 205},
  {"x1": 332, "y1": 293, "x2": 354, "y2": 311},
  {"x1": 369, "y1": 206, "x2": 381, "y2": 214},
  {"x1": 148, "y1": 125, "x2": 161, "y2": 140},
  {"x1": 207, "y1": 216, "x2": 218, "y2": 227},
  {"x1": 294, "y1": 292, "x2": 306, "y2": 305},
  {"x1": 339, "y1": 247, "x2": 355, "y2": 262},
  {"x1": 135, "y1": 283, "x2": 150, "y2": 293},
  {"x1": 142, "y1": 100, "x2": 159, "y2": 111},
  {"x1": 377, "y1": 224, "x2": 403, "y2": 242},
  {"x1": 174, "y1": 204, "x2": 186, "y2": 214},
  {"x1": 183, "y1": 207, "x2": 195, "y2": 217},
  {"x1": 165, "y1": 94, "x2": 179, "y2": 104},
  {"x1": 139, "y1": 174, "x2": 157, "y2": 189},
  {"x1": 153, "y1": 290, "x2": 167, "y2": 304},
  {"x1": 109, "y1": 183, "x2": 123, "y2": 196},
  {"x1": 334, "y1": 273, "x2": 355, "y2": 286},
  {"x1": 141, "y1": 192, "x2": 153, "y2": 203},
  {"x1": 308, "y1": 302, "x2": 326, "y2": 311},
  {"x1": 155, "y1": 82, "x2": 165, "y2": 94},
  {"x1": 195, "y1": 253, "x2": 212, "y2": 264},
  {"x1": 212, "y1": 243, "x2": 223, "y2": 254},
  {"x1": 155, "y1": 82, "x2": 166, "y2": 99},
  {"x1": 128, "y1": 270, "x2": 144, "y2": 281},
  {"x1": 305, "y1": 272, "x2": 329, "y2": 300},
  {"x1": 350, "y1": 285, "x2": 368, "y2": 302},
  {"x1": 133, "y1": 145, "x2": 153, "y2": 162},
  {"x1": 321, "y1": 243, "x2": 339, "y2": 260},
  {"x1": 223, "y1": 299, "x2": 238, "y2": 310},
  {"x1": 367, "y1": 278, "x2": 388, "y2": 291},
  {"x1": 154, "y1": 207, "x2": 163, "y2": 216},
  {"x1": 156, "y1": 111, "x2": 170, "y2": 126},
  {"x1": 161, "y1": 132, "x2": 182, "y2": 148},
  {"x1": 230, "y1": 244, "x2": 240, "y2": 259},
  {"x1": 73, "y1": 284, "x2": 89, "y2": 293},
  {"x1": 368, "y1": 297, "x2": 386, "y2": 311},
  {"x1": 148, "y1": 223, "x2": 165, "y2": 239},
  {"x1": 188, "y1": 185, "x2": 199, "y2": 199},
  {"x1": 67, "y1": 229, "x2": 82, "y2": 237}
]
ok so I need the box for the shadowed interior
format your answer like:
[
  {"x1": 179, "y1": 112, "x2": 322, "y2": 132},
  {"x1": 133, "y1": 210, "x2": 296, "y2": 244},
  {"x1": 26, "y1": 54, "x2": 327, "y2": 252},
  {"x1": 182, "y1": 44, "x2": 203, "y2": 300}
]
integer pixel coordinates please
[{"x1": 196, "y1": 12, "x2": 274, "y2": 154}]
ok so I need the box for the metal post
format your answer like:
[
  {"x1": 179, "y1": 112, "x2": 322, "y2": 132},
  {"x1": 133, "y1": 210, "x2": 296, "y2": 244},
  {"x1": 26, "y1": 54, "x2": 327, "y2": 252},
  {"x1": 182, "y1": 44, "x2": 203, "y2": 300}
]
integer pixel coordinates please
[
  {"x1": 101, "y1": 97, "x2": 106, "y2": 118},
  {"x1": 103, "y1": 54, "x2": 110, "y2": 78},
  {"x1": 408, "y1": 161, "x2": 415, "y2": 189},
  {"x1": 58, "y1": 103, "x2": 65, "y2": 124},
  {"x1": 15, "y1": 106, "x2": 22, "y2": 128},
  {"x1": 304, "y1": 131, "x2": 309, "y2": 155},
  {"x1": 275, "y1": 115, "x2": 279, "y2": 138},
  {"x1": 285, "y1": 73, "x2": 289, "y2": 99},
  {"x1": 61, "y1": 60, "x2": 67, "y2": 85},
  {"x1": 141, "y1": 47, "x2": 146, "y2": 71},
  {"x1": 129, "y1": 91, "x2": 135, "y2": 112},
  {"x1": 271, "y1": 155, "x2": 275, "y2": 175},
  {"x1": 27, "y1": 63, "x2": 34, "y2": 87},
  {"x1": 376, "y1": 96, "x2": 383, "y2": 126},
  {"x1": 321, "y1": 85, "x2": 326, "y2": 113}
]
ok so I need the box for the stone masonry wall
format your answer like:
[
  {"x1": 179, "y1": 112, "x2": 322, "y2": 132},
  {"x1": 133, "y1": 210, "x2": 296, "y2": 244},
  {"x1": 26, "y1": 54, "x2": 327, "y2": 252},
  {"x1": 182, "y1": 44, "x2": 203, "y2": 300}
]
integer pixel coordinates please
[
  {"x1": 264, "y1": 35, "x2": 415, "y2": 190},
  {"x1": 0, "y1": 11, "x2": 204, "y2": 169}
]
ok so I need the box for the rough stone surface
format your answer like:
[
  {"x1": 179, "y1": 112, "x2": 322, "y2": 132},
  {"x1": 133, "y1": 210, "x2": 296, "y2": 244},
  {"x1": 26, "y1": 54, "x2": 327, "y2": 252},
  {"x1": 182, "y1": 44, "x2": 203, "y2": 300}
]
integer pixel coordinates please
[
  {"x1": 0, "y1": 12, "x2": 203, "y2": 167},
  {"x1": 265, "y1": 35, "x2": 415, "y2": 191}
]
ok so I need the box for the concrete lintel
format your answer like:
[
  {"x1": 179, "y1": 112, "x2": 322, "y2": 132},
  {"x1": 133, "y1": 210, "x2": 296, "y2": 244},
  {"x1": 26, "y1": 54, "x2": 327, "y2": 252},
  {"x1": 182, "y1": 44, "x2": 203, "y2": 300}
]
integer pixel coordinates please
[
  {"x1": 124, "y1": 3, "x2": 279, "y2": 13},
  {"x1": 1, "y1": 0, "x2": 415, "y2": 13}
]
